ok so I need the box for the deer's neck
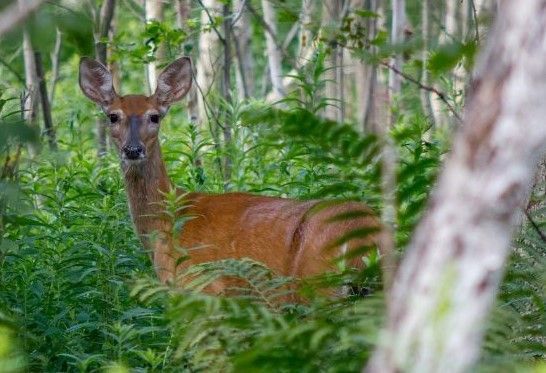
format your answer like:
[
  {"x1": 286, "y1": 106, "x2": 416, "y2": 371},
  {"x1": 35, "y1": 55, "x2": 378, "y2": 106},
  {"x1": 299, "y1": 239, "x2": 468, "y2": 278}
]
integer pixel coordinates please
[{"x1": 122, "y1": 142, "x2": 172, "y2": 239}]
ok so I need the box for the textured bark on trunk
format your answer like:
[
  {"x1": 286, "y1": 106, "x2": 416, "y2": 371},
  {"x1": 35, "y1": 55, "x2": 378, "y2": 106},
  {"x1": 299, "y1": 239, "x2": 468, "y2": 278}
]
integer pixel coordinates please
[
  {"x1": 322, "y1": 0, "x2": 344, "y2": 122},
  {"x1": 264, "y1": 0, "x2": 316, "y2": 102},
  {"x1": 420, "y1": 0, "x2": 435, "y2": 127},
  {"x1": 367, "y1": 1, "x2": 546, "y2": 371},
  {"x1": 196, "y1": 0, "x2": 222, "y2": 123},
  {"x1": 380, "y1": 0, "x2": 406, "y2": 290},
  {"x1": 34, "y1": 52, "x2": 57, "y2": 150},
  {"x1": 297, "y1": 0, "x2": 315, "y2": 68},
  {"x1": 352, "y1": 0, "x2": 380, "y2": 133},
  {"x1": 94, "y1": 0, "x2": 116, "y2": 156},
  {"x1": 176, "y1": 0, "x2": 201, "y2": 129},
  {"x1": 261, "y1": 0, "x2": 285, "y2": 101},
  {"x1": 22, "y1": 29, "x2": 39, "y2": 127},
  {"x1": 233, "y1": 0, "x2": 254, "y2": 100},
  {"x1": 388, "y1": 0, "x2": 405, "y2": 96},
  {"x1": 145, "y1": 0, "x2": 164, "y2": 94},
  {"x1": 221, "y1": 3, "x2": 233, "y2": 184}
]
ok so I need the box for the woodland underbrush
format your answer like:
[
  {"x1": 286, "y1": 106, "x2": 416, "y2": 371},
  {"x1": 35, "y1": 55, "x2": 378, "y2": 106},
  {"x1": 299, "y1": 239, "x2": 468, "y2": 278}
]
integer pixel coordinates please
[{"x1": 0, "y1": 93, "x2": 544, "y2": 372}]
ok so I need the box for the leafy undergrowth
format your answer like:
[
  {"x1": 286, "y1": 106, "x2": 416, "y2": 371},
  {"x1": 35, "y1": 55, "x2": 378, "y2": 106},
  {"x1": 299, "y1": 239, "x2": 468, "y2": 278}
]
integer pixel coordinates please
[{"x1": 0, "y1": 102, "x2": 544, "y2": 371}]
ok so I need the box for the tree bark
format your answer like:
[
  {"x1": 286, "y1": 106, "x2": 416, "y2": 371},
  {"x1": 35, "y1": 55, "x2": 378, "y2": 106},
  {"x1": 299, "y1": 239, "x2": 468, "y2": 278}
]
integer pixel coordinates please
[
  {"x1": 367, "y1": 1, "x2": 546, "y2": 371},
  {"x1": 352, "y1": 0, "x2": 380, "y2": 132},
  {"x1": 22, "y1": 28, "x2": 38, "y2": 128},
  {"x1": 297, "y1": 0, "x2": 315, "y2": 68},
  {"x1": 145, "y1": 0, "x2": 164, "y2": 94},
  {"x1": 94, "y1": 0, "x2": 116, "y2": 156},
  {"x1": 0, "y1": 0, "x2": 46, "y2": 37},
  {"x1": 420, "y1": 0, "x2": 435, "y2": 127},
  {"x1": 380, "y1": 0, "x2": 406, "y2": 291},
  {"x1": 196, "y1": 0, "x2": 222, "y2": 124},
  {"x1": 232, "y1": 0, "x2": 253, "y2": 100},
  {"x1": 388, "y1": 0, "x2": 405, "y2": 96},
  {"x1": 261, "y1": 0, "x2": 285, "y2": 101},
  {"x1": 221, "y1": 2, "x2": 233, "y2": 185},
  {"x1": 34, "y1": 52, "x2": 56, "y2": 150},
  {"x1": 322, "y1": 0, "x2": 345, "y2": 122},
  {"x1": 176, "y1": 0, "x2": 201, "y2": 129}
]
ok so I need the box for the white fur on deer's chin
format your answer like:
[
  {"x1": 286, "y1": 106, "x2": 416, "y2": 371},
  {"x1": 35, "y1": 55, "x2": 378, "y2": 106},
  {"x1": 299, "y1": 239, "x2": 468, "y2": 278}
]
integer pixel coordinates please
[{"x1": 121, "y1": 157, "x2": 147, "y2": 176}]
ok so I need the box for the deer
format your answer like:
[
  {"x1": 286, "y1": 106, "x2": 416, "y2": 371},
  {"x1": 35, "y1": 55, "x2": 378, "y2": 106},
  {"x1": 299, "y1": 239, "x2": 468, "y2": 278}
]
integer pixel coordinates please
[{"x1": 79, "y1": 56, "x2": 383, "y2": 296}]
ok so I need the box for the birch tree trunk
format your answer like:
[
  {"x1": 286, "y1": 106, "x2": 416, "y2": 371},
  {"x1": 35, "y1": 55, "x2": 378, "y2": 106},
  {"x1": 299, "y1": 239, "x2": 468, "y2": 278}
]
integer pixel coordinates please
[
  {"x1": 297, "y1": 0, "x2": 315, "y2": 68},
  {"x1": 367, "y1": 1, "x2": 546, "y2": 371},
  {"x1": 22, "y1": 29, "x2": 38, "y2": 128},
  {"x1": 353, "y1": 0, "x2": 380, "y2": 132},
  {"x1": 221, "y1": 2, "x2": 233, "y2": 184},
  {"x1": 420, "y1": 0, "x2": 435, "y2": 127},
  {"x1": 388, "y1": 0, "x2": 405, "y2": 96},
  {"x1": 380, "y1": 0, "x2": 406, "y2": 290},
  {"x1": 264, "y1": 0, "x2": 316, "y2": 102},
  {"x1": 176, "y1": 0, "x2": 200, "y2": 129},
  {"x1": 196, "y1": 0, "x2": 222, "y2": 123},
  {"x1": 145, "y1": 0, "x2": 164, "y2": 94},
  {"x1": 431, "y1": 0, "x2": 459, "y2": 128},
  {"x1": 322, "y1": 0, "x2": 345, "y2": 122},
  {"x1": 233, "y1": 0, "x2": 254, "y2": 100},
  {"x1": 261, "y1": 0, "x2": 285, "y2": 101}
]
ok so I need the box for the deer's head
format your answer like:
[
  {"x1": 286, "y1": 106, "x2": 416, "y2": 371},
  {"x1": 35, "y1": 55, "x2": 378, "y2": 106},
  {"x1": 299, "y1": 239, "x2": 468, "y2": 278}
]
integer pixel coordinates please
[{"x1": 79, "y1": 57, "x2": 192, "y2": 165}]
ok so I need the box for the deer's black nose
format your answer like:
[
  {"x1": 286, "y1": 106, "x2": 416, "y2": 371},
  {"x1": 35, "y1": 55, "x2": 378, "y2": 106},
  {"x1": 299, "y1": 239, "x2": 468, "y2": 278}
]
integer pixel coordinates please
[{"x1": 122, "y1": 145, "x2": 144, "y2": 160}]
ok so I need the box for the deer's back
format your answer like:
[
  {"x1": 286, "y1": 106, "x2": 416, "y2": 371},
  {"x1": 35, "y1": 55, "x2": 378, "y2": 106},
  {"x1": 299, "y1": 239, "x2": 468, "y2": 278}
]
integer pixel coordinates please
[{"x1": 178, "y1": 192, "x2": 380, "y2": 280}]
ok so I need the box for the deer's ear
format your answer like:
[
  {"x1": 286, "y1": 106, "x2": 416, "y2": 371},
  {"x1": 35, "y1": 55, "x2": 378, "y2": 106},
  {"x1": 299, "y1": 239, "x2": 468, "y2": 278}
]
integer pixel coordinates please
[
  {"x1": 154, "y1": 57, "x2": 192, "y2": 108},
  {"x1": 79, "y1": 58, "x2": 116, "y2": 106}
]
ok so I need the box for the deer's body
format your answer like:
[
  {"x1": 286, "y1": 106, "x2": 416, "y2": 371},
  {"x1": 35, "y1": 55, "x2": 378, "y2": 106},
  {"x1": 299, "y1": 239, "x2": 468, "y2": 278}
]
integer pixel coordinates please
[{"x1": 80, "y1": 57, "x2": 380, "y2": 294}]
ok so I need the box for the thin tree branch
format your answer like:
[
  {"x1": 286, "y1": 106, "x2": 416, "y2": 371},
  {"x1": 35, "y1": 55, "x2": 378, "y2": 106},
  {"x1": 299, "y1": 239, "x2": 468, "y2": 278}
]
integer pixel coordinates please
[
  {"x1": 380, "y1": 61, "x2": 462, "y2": 122},
  {"x1": 282, "y1": 21, "x2": 299, "y2": 51},
  {"x1": 231, "y1": 0, "x2": 246, "y2": 26},
  {"x1": 246, "y1": 1, "x2": 293, "y2": 66},
  {"x1": 196, "y1": 0, "x2": 226, "y2": 46},
  {"x1": 0, "y1": 0, "x2": 46, "y2": 37}
]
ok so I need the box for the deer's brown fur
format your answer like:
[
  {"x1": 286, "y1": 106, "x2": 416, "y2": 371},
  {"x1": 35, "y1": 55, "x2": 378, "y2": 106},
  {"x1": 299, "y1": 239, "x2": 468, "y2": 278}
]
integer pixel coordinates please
[{"x1": 79, "y1": 57, "x2": 381, "y2": 294}]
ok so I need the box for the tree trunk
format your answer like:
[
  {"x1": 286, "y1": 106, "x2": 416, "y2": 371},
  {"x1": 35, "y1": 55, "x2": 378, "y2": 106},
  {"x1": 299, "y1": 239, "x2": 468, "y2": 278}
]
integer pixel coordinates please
[
  {"x1": 297, "y1": 0, "x2": 315, "y2": 68},
  {"x1": 380, "y1": 0, "x2": 406, "y2": 290},
  {"x1": 352, "y1": 0, "x2": 380, "y2": 133},
  {"x1": 221, "y1": 2, "x2": 233, "y2": 185},
  {"x1": 233, "y1": 0, "x2": 254, "y2": 100},
  {"x1": 196, "y1": 0, "x2": 222, "y2": 124},
  {"x1": 420, "y1": 0, "x2": 435, "y2": 127},
  {"x1": 0, "y1": 0, "x2": 46, "y2": 37},
  {"x1": 176, "y1": 0, "x2": 201, "y2": 129},
  {"x1": 388, "y1": 0, "x2": 405, "y2": 96},
  {"x1": 22, "y1": 29, "x2": 38, "y2": 128},
  {"x1": 34, "y1": 52, "x2": 56, "y2": 150},
  {"x1": 94, "y1": 0, "x2": 116, "y2": 156},
  {"x1": 322, "y1": 0, "x2": 345, "y2": 122},
  {"x1": 261, "y1": 0, "x2": 285, "y2": 101},
  {"x1": 367, "y1": 1, "x2": 546, "y2": 371},
  {"x1": 145, "y1": 0, "x2": 164, "y2": 94}
]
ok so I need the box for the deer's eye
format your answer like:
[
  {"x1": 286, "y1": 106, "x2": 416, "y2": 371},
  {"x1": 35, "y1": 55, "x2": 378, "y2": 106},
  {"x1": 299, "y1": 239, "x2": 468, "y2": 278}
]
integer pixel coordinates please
[
  {"x1": 150, "y1": 114, "x2": 160, "y2": 124},
  {"x1": 108, "y1": 113, "x2": 119, "y2": 124}
]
